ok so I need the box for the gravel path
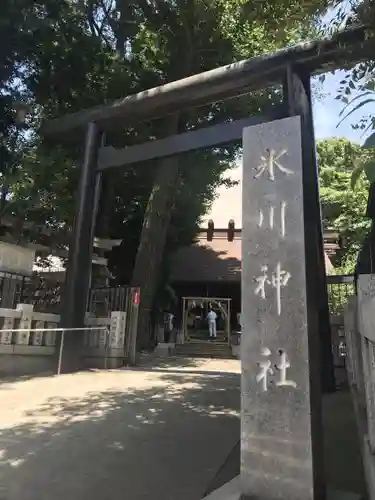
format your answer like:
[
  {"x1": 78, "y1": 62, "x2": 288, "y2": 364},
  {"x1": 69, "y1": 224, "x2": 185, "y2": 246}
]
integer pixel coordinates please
[{"x1": 0, "y1": 358, "x2": 240, "y2": 500}]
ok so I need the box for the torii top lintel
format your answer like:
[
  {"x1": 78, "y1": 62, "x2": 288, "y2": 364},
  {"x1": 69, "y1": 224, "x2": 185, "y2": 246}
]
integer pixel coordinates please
[{"x1": 42, "y1": 24, "x2": 373, "y2": 139}]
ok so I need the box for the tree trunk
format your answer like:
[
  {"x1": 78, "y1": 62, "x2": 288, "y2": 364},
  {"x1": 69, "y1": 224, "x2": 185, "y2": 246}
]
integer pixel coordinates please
[{"x1": 131, "y1": 114, "x2": 180, "y2": 350}]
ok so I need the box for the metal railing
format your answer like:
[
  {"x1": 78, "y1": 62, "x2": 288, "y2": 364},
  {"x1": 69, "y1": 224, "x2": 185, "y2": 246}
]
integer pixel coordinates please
[{"x1": 0, "y1": 325, "x2": 111, "y2": 375}]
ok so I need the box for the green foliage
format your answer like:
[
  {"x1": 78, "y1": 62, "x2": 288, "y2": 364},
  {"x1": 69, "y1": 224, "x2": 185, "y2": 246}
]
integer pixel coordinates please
[
  {"x1": 0, "y1": 0, "x2": 332, "y2": 292},
  {"x1": 327, "y1": 0, "x2": 375, "y2": 280},
  {"x1": 350, "y1": 152, "x2": 375, "y2": 187},
  {"x1": 317, "y1": 137, "x2": 371, "y2": 274},
  {"x1": 338, "y1": 90, "x2": 375, "y2": 129},
  {"x1": 327, "y1": 281, "x2": 355, "y2": 315},
  {"x1": 0, "y1": 0, "x2": 356, "y2": 349},
  {"x1": 326, "y1": 0, "x2": 375, "y2": 280},
  {"x1": 349, "y1": 126, "x2": 375, "y2": 189}
]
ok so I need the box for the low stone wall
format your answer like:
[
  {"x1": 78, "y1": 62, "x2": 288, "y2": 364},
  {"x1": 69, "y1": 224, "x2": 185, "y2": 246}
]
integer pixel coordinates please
[
  {"x1": 82, "y1": 347, "x2": 126, "y2": 369},
  {"x1": 0, "y1": 304, "x2": 59, "y2": 377},
  {"x1": 0, "y1": 305, "x2": 128, "y2": 377},
  {"x1": 0, "y1": 345, "x2": 56, "y2": 376},
  {"x1": 343, "y1": 275, "x2": 375, "y2": 500}
]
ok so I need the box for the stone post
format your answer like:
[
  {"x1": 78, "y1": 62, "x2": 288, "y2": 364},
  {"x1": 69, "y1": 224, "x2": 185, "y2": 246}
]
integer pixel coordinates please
[
  {"x1": 110, "y1": 311, "x2": 126, "y2": 348},
  {"x1": 45, "y1": 322, "x2": 58, "y2": 346},
  {"x1": 15, "y1": 304, "x2": 33, "y2": 345},
  {"x1": 241, "y1": 116, "x2": 325, "y2": 500},
  {"x1": 32, "y1": 320, "x2": 45, "y2": 346},
  {"x1": 0, "y1": 316, "x2": 14, "y2": 344}
]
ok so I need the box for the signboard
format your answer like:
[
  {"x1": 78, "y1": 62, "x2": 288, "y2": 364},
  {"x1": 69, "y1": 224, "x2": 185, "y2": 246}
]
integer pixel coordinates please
[
  {"x1": 0, "y1": 242, "x2": 35, "y2": 276},
  {"x1": 132, "y1": 288, "x2": 140, "y2": 306}
]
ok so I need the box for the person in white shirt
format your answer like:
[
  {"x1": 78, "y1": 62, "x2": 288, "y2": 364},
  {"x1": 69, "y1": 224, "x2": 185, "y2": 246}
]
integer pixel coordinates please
[
  {"x1": 207, "y1": 309, "x2": 217, "y2": 339},
  {"x1": 164, "y1": 311, "x2": 174, "y2": 343}
]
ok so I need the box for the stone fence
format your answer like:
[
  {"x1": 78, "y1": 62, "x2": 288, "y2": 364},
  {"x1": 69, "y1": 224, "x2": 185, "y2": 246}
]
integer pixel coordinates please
[
  {"x1": 343, "y1": 274, "x2": 375, "y2": 499},
  {"x1": 0, "y1": 303, "x2": 128, "y2": 376}
]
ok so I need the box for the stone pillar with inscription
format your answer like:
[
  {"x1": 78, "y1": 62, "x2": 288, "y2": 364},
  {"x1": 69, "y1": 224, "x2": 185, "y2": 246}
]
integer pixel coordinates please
[{"x1": 241, "y1": 116, "x2": 325, "y2": 500}]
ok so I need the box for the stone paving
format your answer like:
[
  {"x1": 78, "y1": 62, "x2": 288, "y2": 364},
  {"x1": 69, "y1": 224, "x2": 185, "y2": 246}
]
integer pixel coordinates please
[
  {"x1": 0, "y1": 357, "x2": 366, "y2": 500},
  {"x1": 0, "y1": 358, "x2": 240, "y2": 500}
]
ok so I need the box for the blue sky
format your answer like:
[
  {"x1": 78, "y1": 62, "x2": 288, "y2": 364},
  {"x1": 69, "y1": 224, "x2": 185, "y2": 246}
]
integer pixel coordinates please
[
  {"x1": 313, "y1": 71, "x2": 375, "y2": 143},
  {"x1": 313, "y1": 1, "x2": 375, "y2": 143}
]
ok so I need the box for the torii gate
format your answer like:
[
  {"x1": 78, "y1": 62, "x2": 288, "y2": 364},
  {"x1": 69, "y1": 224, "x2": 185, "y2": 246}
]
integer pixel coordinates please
[{"x1": 41, "y1": 24, "x2": 373, "y2": 382}]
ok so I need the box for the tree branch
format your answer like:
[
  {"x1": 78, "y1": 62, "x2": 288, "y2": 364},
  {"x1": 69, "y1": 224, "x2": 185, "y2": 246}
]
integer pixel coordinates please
[{"x1": 87, "y1": 0, "x2": 114, "y2": 49}]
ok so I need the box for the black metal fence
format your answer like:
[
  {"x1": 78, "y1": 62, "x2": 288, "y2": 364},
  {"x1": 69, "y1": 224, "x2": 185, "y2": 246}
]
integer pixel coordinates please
[
  {"x1": 18, "y1": 278, "x2": 132, "y2": 317},
  {"x1": 13, "y1": 271, "x2": 355, "y2": 320},
  {"x1": 20, "y1": 276, "x2": 61, "y2": 312},
  {"x1": 87, "y1": 286, "x2": 131, "y2": 317},
  {"x1": 327, "y1": 275, "x2": 355, "y2": 315},
  {"x1": 0, "y1": 272, "x2": 29, "y2": 308}
]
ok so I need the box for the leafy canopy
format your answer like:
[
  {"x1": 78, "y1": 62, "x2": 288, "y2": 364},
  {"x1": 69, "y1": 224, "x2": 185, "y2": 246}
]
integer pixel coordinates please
[{"x1": 317, "y1": 137, "x2": 371, "y2": 273}]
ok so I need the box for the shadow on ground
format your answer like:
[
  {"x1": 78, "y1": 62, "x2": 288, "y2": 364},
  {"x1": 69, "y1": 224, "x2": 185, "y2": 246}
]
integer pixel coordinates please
[
  {"x1": 0, "y1": 360, "x2": 366, "y2": 500},
  {"x1": 0, "y1": 371, "x2": 54, "y2": 386},
  {"x1": 135, "y1": 355, "x2": 240, "y2": 373},
  {"x1": 0, "y1": 367, "x2": 240, "y2": 500},
  {"x1": 137, "y1": 355, "x2": 210, "y2": 369},
  {"x1": 323, "y1": 390, "x2": 366, "y2": 497},
  {"x1": 204, "y1": 388, "x2": 367, "y2": 498}
]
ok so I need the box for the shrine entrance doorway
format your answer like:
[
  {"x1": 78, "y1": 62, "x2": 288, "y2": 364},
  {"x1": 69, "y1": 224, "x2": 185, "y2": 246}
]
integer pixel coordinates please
[{"x1": 181, "y1": 296, "x2": 231, "y2": 346}]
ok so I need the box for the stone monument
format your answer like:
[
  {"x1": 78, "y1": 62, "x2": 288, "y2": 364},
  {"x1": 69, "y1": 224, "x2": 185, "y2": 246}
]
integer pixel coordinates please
[{"x1": 241, "y1": 116, "x2": 325, "y2": 500}]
